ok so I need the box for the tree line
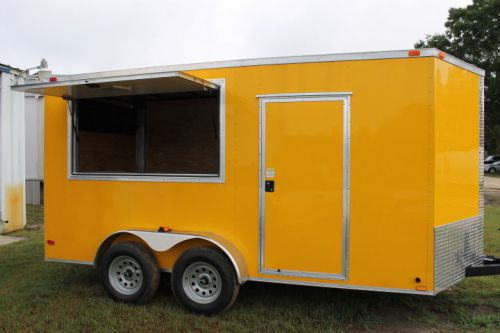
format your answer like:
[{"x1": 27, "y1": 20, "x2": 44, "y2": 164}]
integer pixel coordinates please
[{"x1": 415, "y1": 0, "x2": 499, "y2": 154}]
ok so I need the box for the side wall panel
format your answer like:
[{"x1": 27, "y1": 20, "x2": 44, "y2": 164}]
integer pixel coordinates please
[{"x1": 45, "y1": 58, "x2": 435, "y2": 292}]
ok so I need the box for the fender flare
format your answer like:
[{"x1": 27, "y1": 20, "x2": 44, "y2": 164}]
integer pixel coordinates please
[{"x1": 95, "y1": 230, "x2": 248, "y2": 283}]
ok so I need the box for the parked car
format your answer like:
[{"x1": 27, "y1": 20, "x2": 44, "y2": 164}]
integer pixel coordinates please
[
  {"x1": 485, "y1": 160, "x2": 500, "y2": 174},
  {"x1": 484, "y1": 155, "x2": 500, "y2": 165}
]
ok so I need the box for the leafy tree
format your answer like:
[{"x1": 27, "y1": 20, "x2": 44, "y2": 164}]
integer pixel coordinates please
[{"x1": 415, "y1": 0, "x2": 500, "y2": 154}]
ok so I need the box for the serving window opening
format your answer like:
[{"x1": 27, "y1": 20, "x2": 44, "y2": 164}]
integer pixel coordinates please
[{"x1": 70, "y1": 88, "x2": 221, "y2": 178}]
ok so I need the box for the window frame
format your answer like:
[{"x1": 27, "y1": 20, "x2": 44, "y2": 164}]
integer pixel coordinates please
[{"x1": 67, "y1": 78, "x2": 225, "y2": 183}]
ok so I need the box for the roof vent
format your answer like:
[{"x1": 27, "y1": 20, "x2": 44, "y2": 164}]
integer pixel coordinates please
[{"x1": 36, "y1": 58, "x2": 52, "y2": 81}]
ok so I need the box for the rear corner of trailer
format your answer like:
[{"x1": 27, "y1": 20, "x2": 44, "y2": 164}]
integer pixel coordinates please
[{"x1": 431, "y1": 53, "x2": 485, "y2": 294}]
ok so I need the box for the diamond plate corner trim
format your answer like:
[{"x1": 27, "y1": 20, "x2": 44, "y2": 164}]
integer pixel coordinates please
[{"x1": 434, "y1": 216, "x2": 484, "y2": 292}]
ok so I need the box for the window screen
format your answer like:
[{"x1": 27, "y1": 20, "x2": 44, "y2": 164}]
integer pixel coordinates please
[
  {"x1": 75, "y1": 100, "x2": 137, "y2": 173},
  {"x1": 73, "y1": 92, "x2": 220, "y2": 176},
  {"x1": 146, "y1": 98, "x2": 219, "y2": 174}
]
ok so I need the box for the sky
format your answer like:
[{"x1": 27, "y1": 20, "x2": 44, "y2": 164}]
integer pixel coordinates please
[{"x1": 1, "y1": 0, "x2": 472, "y2": 74}]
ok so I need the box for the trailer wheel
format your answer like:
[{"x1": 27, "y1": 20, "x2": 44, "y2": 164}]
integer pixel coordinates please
[
  {"x1": 100, "y1": 242, "x2": 160, "y2": 304},
  {"x1": 171, "y1": 247, "x2": 239, "y2": 315},
  {"x1": 488, "y1": 167, "x2": 496, "y2": 174}
]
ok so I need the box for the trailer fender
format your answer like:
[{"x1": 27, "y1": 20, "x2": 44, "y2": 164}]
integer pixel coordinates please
[{"x1": 95, "y1": 230, "x2": 248, "y2": 283}]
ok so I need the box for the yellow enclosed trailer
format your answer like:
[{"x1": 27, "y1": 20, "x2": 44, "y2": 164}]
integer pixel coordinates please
[{"x1": 14, "y1": 49, "x2": 496, "y2": 314}]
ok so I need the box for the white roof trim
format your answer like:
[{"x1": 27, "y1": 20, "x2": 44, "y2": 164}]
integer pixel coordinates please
[{"x1": 14, "y1": 49, "x2": 485, "y2": 89}]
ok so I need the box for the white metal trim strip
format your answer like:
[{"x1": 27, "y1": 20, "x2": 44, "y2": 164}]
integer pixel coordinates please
[
  {"x1": 432, "y1": 49, "x2": 485, "y2": 76},
  {"x1": 12, "y1": 49, "x2": 485, "y2": 91}
]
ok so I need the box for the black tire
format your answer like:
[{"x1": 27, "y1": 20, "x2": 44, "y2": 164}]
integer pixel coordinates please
[
  {"x1": 488, "y1": 167, "x2": 496, "y2": 174},
  {"x1": 171, "y1": 247, "x2": 239, "y2": 315},
  {"x1": 100, "y1": 242, "x2": 160, "y2": 304}
]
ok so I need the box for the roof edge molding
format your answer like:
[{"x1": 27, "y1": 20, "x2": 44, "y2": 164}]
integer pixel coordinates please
[{"x1": 13, "y1": 49, "x2": 485, "y2": 94}]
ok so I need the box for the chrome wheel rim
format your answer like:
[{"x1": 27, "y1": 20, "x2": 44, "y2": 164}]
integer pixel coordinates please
[
  {"x1": 182, "y1": 262, "x2": 222, "y2": 304},
  {"x1": 109, "y1": 256, "x2": 143, "y2": 295}
]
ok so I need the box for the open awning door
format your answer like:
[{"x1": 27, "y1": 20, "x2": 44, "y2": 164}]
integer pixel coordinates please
[{"x1": 12, "y1": 71, "x2": 219, "y2": 99}]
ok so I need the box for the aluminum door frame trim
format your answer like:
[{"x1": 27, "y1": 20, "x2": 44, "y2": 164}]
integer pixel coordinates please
[
  {"x1": 258, "y1": 92, "x2": 352, "y2": 281},
  {"x1": 65, "y1": 78, "x2": 226, "y2": 183}
]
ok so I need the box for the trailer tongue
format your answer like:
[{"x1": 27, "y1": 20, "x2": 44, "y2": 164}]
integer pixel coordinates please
[{"x1": 466, "y1": 256, "x2": 500, "y2": 277}]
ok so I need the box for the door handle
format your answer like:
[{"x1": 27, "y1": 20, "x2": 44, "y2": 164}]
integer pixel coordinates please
[{"x1": 265, "y1": 180, "x2": 275, "y2": 192}]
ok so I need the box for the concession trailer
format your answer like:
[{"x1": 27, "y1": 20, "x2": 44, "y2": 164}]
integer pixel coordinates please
[{"x1": 13, "y1": 49, "x2": 499, "y2": 314}]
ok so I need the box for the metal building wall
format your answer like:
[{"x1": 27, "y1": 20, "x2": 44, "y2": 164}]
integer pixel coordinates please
[
  {"x1": 0, "y1": 72, "x2": 26, "y2": 234},
  {"x1": 25, "y1": 93, "x2": 44, "y2": 205}
]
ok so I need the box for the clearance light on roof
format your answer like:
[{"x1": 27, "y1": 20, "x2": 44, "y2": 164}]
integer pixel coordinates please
[
  {"x1": 408, "y1": 50, "x2": 421, "y2": 57},
  {"x1": 49, "y1": 76, "x2": 58, "y2": 82},
  {"x1": 438, "y1": 51, "x2": 446, "y2": 59}
]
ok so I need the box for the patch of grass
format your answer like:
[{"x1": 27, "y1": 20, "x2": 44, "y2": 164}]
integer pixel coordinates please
[
  {"x1": 484, "y1": 172, "x2": 500, "y2": 178},
  {"x1": 485, "y1": 205, "x2": 500, "y2": 256},
  {"x1": 0, "y1": 205, "x2": 498, "y2": 332},
  {"x1": 454, "y1": 310, "x2": 500, "y2": 330},
  {"x1": 26, "y1": 204, "x2": 44, "y2": 226}
]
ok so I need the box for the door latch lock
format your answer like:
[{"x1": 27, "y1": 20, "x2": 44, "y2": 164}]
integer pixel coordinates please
[{"x1": 265, "y1": 180, "x2": 275, "y2": 192}]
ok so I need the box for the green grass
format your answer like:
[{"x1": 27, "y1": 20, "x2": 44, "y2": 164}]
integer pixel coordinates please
[
  {"x1": 26, "y1": 204, "x2": 44, "y2": 226},
  {"x1": 484, "y1": 205, "x2": 500, "y2": 256},
  {"x1": 484, "y1": 172, "x2": 500, "y2": 178},
  {"x1": 0, "y1": 205, "x2": 498, "y2": 333}
]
